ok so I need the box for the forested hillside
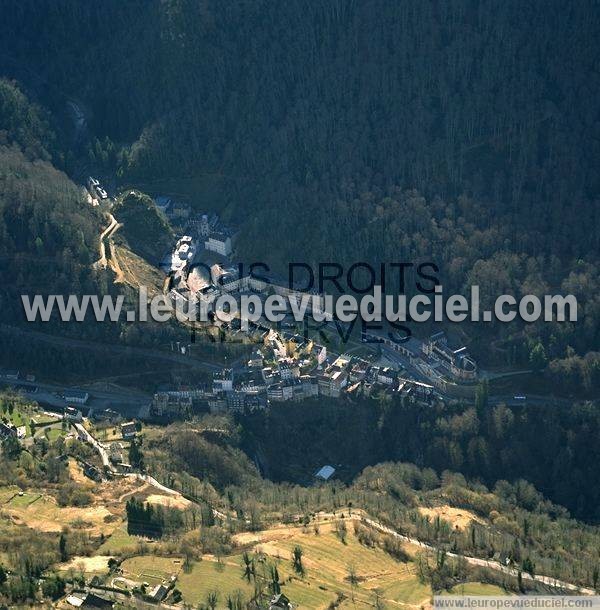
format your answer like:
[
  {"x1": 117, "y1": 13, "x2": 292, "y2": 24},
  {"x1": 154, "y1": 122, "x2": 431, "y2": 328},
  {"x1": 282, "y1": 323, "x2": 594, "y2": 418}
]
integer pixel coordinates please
[
  {"x1": 112, "y1": 190, "x2": 174, "y2": 263},
  {"x1": 240, "y1": 393, "x2": 600, "y2": 521},
  {"x1": 0, "y1": 80, "x2": 103, "y2": 328},
  {"x1": 1, "y1": 0, "x2": 597, "y2": 367}
]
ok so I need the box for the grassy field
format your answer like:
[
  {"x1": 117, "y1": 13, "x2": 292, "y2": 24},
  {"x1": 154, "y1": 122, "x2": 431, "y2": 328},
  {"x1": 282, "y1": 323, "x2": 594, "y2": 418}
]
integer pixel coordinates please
[
  {"x1": 1, "y1": 399, "x2": 61, "y2": 437},
  {"x1": 44, "y1": 426, "x2": 64, "y2": 442},
  {"x1": 449, "y1": 582, "x2": 510, "y2": 596},
  {"x1": 6, "y1": 492, "x2": 42, "y2": 508},
  {"x1": 176, "y1": 520, "x2": 432, "y2": 609},
  {"x1": 0, "y1": 485, "x2": 116, "y2": 535},
  {"x1": 120, "y1": 555, "x2": 182, "y2": 586},
  {"x1": 97, "y1": 526, "x2": 143, "y2": 554},
  {"x1": 177, "y1": 556, "x2": 254, "y2": 605}
]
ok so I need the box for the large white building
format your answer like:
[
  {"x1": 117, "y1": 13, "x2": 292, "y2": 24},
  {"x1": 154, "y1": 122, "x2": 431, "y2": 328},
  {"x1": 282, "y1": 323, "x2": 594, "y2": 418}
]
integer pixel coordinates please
[{"x1": 205, "y1": 231, "x2": 232, "y2": 256}]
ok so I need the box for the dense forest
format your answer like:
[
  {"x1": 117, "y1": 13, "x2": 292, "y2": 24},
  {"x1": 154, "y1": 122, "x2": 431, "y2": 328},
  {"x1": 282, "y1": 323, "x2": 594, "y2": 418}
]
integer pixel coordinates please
[
  {"x1": 238, "y1": 393, "x2": 600, "y2": 523},
  {"x1": 1, "y1": 0, "x2": 598, "y2": 367},
  {"x1": 0, "y1": 80, "x2": 104, "y2": 329}
]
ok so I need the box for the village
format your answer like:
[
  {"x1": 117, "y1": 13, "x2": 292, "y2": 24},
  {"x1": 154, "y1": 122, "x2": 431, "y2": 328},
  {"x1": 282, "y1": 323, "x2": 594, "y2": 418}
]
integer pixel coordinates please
[{"x1": 143, "y1": 194, "x2": 479, "y2": 422}]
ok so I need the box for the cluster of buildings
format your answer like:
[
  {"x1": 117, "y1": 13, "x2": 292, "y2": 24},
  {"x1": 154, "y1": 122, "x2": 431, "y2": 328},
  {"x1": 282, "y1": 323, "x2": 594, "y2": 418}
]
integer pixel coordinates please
[
  {"x1": 149, "y1": 323, "x2": 445, "y2": 420},
  {"x1": 154, "y1": 196, "x2": 192, "y2": 223},
  {"x1": 0, "y1": 421, "x2": 26, "y2": 440},
  {"x1": 158, "y1": 202, "x2": 234, "y2": 257},
  {"x1": 87, "y1": 176, "x2": 108, "y2": 200},
  {"x1": 363, "y1": 330, "x2": 477, "y2": 392}
]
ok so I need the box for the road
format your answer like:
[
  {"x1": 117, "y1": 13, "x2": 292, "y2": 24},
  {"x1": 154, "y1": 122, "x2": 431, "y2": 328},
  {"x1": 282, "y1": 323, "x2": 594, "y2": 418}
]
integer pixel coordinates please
[
  {"x1": 95, "y1": 213, "x2": 119, "y2": 269},
  {"x1": 74, "y1": 422, "x2": 113, "y2": 470},
  {"x1": 75, "y1": 423, "x2": 230, "y2": 521},
  {"x1": 0, "y1": 324, "x2": 224, "y2": 373},
  {"x1": 0, "y1": 376, "x2": 149, "y2": 419},
  {"x1": 360, "y1": 516, "x2": 595, "y2": 595}
]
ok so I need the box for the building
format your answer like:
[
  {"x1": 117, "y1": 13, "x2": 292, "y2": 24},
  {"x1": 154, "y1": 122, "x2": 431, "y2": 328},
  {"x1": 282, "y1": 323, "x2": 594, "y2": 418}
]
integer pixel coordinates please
[
  {"x1": 269, "y1": 593, "x2": 292, "y2": 610},
  {"x1": 151, "y1": 392, "x2": 193, "y2": 417},
  {"x1": 109, "y1": 442, "x2": 124, "y2": 463},
  {"x1": 318, "y1": 368, "x2": 348, "y2": 397},
  {"x1": 171, "y1": 201, "x2": 191, "y2": 219},
  {"x1": 81, "y1": 592, "x2": 114, "y2": 609},
  {"x1": 267, "y1": 382, "x2": 294, "y2": 402},
  {"x1": 64, "y1": 406, "x2": 83, "y2": 422},
  {"x1": 148, "y1": 584, "x2": 169, "y2": 602},
  {"x1": 120, "y1": 421, "x2": 137, "y2": 440},
  {"x1": 213, "y1": 369, "x2": 233, "y2": 393},
  {"x1": 205, "y1": 230, "x2": 232, "y2": 256},
  {"x1": 208, "y1": 392, "x2": 228, "y2": 413},
  {"x1": 0, "y1": 422, "x2": 17, "y2": 439},
  {"x1": 227, "y1": 390, "x2": 246, "y2": 412},
  {"x1": 92, "y1": 408, "x2": 121, "y2": 424},
  {"x1": 63, "y1": 390, "x2": 89, "y2": 405},
  {"x1": 278, "y1": 362, "x2": 294, "y2": 381},
  {"x1": 248, "y1": 348, "x2": 264, "y2": 368},
  {"x1": 422, "y1": 332, "x2": 477, "y2": 381},
  {"x1": 235, "y1": 368, "x2": 267, "y2": 394},
  {"x1": 314, "y1": 465, "x2": 336, "y2": 481},
  {"x1": 0, "y1": 369, "x2": 19, "y2": 380},
  {"x1": 299, "y1": 375, "x2": 319, "y2": 397}
]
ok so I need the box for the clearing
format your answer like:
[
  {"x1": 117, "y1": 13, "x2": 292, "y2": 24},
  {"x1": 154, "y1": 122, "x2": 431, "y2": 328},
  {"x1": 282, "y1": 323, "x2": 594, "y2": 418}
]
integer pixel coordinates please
[{"x1": 418, "y1": 505, "x2": 484, "y2": 531}]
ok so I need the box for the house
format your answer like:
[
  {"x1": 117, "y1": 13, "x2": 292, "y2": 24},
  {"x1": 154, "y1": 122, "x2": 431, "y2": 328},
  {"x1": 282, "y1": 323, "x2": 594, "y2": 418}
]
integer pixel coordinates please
[
  {"x1": 84, "y1": 463, "x2": 102, "y2": 482},
  {"x1": 0, "y1": 369, "x2": 19, "y2": 380},
  {"x1": 213, "y1": 369, "x2": 233, "y2": 393},
  {"x1": 171, "y1": 201, "x2": 191, "y2": 219},
  {"x1": 148, "y1": 584, "x2": 169, "y2": 602},
  {"x1": 64, "y1": 406, "x2": 83, "y2": 422},
  {"x1": 205, "y1": 230, "x2": 232, "y2": 256},
  {"x1": 349, "y1": 361, "x2": 369, "y2": 383},
  {"x1": 63, "y1": 390, "x2": 89, "y2": 405},
  {"x1": 120, "y1": 421, "x2": 137, "y2": 440},
  {"x1": 0, "y1": 422, "x2": 17, "y2": 439},
  {"x1": 66, "y1": 593, "x2": 86, "y2": 607},
  {"x1": 81, "y1": 592, "x2": 114, "y2": 609},
  {"x1": 248, "y1": 348, "x2": 264, "y2": 368},
  {"x1": 269, "y1": 593, "x2": 292, "y2": 610},
  {"x1": 178, "y1": 243, "x2": 191, "y2": 259},
  {"x1": 314, "y1": 465, "x2": 336, "y2": 481},
  {"x1": 377, "y1": 367, "x2": 397, "y2": 385}
]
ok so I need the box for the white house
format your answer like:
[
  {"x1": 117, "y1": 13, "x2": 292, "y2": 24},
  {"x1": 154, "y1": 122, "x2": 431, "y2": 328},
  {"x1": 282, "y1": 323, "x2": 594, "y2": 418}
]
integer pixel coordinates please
[
  {"x1": 63, "y1": 390, "x2": 89, "y2": 405},
  {"x1": 205, "y1": 231, "x2": 232, "y2": 256}
]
